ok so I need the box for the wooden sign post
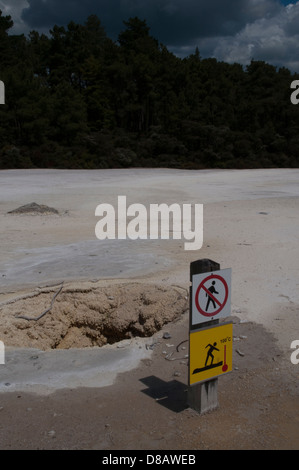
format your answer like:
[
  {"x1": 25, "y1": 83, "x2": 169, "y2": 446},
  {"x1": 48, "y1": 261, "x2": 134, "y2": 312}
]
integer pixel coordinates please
[{"x1": 188, "y1": 259, "x2": 232, "y2": 414}]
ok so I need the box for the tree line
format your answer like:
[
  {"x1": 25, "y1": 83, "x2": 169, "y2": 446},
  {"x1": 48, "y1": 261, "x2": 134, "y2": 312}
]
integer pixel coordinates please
[{"x1": 0, "y1": 11, "x2": 298, "y2": 170}]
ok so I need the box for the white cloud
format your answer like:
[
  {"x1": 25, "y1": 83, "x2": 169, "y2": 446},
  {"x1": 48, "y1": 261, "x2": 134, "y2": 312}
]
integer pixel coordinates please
[
  {"x1": 213, "y1": 2, "x2": 299, "y2": 71},
  {"x1": 0, "y1": 0, "x2": 29, "y2": 34}
]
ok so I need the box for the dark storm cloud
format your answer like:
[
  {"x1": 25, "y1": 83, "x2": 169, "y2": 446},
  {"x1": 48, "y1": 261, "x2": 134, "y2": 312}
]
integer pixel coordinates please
[
  {"x1": 20, "y1": 0, "x2": 280, "y2": 45},
  {"x1": 20, "y1": 0, "x2": 117, "y2": 32},
  {"x1": 2, "y1": 0, "x2": 299, "y2": 71}
]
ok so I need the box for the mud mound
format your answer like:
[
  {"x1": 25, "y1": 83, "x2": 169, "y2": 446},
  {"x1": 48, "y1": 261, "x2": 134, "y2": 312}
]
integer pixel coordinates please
[
  {"x1": 7, "y1": 202, "x2": 59, "y2": 215},
  {"x1": 0, "y1": 283, "x2": 188, "y2": 350}
]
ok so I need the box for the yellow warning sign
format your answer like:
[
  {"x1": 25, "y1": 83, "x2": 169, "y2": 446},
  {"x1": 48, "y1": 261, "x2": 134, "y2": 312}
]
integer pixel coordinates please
[{"x1": 189, "y1": 323, "x2": 233, "y2": 385}]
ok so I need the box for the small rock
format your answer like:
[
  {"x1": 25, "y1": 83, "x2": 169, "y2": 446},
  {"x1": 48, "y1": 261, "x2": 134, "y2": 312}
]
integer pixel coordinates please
[
  {"x1": 11, "y1": 202, "x2": 59, "y2": 215},
  {"x1": 163, "y1": 332, "x2": 171, "y2": 339},
  {"x1": 48, "y1": 430, "x2": 56, "y2": 438},
  {"x1": 8, "y1": 202, "x2": 59, "y2": 215},
  {"x1": 173, "y1": 371, "x2": 181, "y2": 377}
]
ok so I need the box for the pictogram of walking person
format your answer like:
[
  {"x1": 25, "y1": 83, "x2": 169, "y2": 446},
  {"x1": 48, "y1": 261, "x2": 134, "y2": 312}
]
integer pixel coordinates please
[
  {"x1": 205, "y1": 342, "x2": 219, "y2": 367},
  {"x1": 205, "y1": 280, "x2": 219, "y2": 311}
]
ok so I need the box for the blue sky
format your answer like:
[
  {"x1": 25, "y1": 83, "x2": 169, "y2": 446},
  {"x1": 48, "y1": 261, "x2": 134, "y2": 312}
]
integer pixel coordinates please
[{"x1": 1, "y1": 0, "x2": 299, "y2": 72}]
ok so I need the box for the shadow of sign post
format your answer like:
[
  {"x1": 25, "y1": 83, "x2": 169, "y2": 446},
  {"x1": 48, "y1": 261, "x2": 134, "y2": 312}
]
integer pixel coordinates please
[{"x1": 140, "y1": 376, "x2": 187, "y2": 413}]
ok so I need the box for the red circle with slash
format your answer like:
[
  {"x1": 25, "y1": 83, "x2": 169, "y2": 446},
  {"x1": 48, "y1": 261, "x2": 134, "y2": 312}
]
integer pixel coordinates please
[{"x1": 195, "y1": 274, "x2": 229, "y2": 317}]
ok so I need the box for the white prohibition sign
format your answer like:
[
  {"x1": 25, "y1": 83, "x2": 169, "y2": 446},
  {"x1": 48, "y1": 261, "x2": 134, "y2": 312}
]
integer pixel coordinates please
[{"x1": 192, "y1": 268, "x2": 231, "y2": 326}]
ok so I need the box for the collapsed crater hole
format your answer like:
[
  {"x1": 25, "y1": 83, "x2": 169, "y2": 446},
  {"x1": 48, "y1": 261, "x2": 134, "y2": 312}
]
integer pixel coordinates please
[{"x1": 1, "y1": 284, "x2": 189, "y2": 351}]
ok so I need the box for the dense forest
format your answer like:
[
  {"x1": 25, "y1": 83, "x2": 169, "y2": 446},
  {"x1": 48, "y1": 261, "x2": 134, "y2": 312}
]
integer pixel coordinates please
[{"x1": 0, "y1": 10, "x2": 299, "y2": 170}]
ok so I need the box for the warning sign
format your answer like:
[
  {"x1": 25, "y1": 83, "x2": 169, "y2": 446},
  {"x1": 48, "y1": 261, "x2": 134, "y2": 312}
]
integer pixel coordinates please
[
  {"x1": 189, "y1": 323, "x2": 233, "y2": 385},
  {"x1": 191, "y1": 268, "x2": 231, "y2": 326}
]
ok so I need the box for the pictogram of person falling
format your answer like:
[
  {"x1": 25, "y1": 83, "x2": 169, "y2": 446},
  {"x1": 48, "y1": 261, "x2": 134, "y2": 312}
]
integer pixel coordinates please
[{"x1": 204, "y1": 342, "x2": 220, "y2": 366}]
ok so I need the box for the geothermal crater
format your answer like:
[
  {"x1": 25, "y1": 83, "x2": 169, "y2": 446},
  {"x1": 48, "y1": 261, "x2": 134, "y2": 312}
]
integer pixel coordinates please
[{"x1": 0, "y1": 283, "x2": 188, "y2": 350}]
